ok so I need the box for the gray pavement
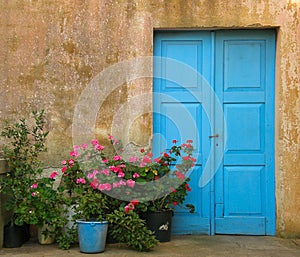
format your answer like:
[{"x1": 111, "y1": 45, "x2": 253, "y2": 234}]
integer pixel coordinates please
[{"x1": 0, "y1": 235, "x2": 300, "y2": 257}]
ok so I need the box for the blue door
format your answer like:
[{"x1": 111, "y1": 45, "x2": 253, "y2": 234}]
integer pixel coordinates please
[{"x1": 153, "y1": 30, "x2": 276, "y2": 235}]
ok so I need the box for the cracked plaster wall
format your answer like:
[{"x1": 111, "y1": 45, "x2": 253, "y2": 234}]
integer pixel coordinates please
[{"x1": 0, "y1": 0, "x2": 299, "y2": 237}]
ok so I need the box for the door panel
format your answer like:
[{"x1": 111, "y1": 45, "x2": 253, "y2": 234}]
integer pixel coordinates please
[
  {"x1": 153, "y1": 32, "x2": 212, "y2": 234},
  {"x1": 214, "y1": 30, "x2": 275, "y2": 235},
  {"x1": 153, "y1": 30, "x2": 275, "y2": 235}
]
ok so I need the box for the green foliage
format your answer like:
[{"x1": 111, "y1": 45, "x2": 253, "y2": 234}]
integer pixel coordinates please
[
  {"x1": 107, "y1": 209, "x2": 158, "y2": 252},
  {"x1": 1, "y1": 109, "x2": 48, "y2": 172},
  {"x1": 56, "y1": 226, "x2": 78, "y2": 250},
  {"x1": 0, "y1": 110, "x2": 49, "y2": 225}
]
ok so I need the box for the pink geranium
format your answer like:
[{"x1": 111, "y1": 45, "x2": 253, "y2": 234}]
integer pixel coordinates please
[
  {"x1": 95, "y1": 144, "x2": 105, "y2": 151},
  {"x1": 49, "y1": 171, "x2": 58, "y2": 179},
  {"x1": 70, "y1": 151, "x2": 79, "y2": 157},
  {"x1": 118, "y1": 171, "x2": 125, "y2": 178},
  {"x1": 127, "y1": 179, "x2": 135, "y2": 188},
  {"x1": 129, "y1": 156, "x2": 138, "y2": 163},
  {"x1": 113, "y1": 155, "x2": 122, "y2": 161},
  {"x1": 31, "y1": 183, "x2": 38, "y2": 189},
  {"x1": 91, "y1": 139, "x2": 99, "y2": 146},
  {"x1": 81, "y1": 143, "x2": 88, "y2": 149},
  {"x1": 133, "y1": 173, "x2": 140, "y2": 178},
  {"x1": 76, "y1": 178, "x2": 86, "y2": 184}
]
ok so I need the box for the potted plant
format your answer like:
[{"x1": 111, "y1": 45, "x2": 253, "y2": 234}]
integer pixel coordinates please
[
  {"x1": 76, "y1": 136, "x2": 196, "y2": 243},
  {"x1": 18, "y1": 173, "x2": 65, "y2": 245},
  {"x1": 131, "y1": 139, "x2": 196, "y2": 242},
  {"x1": 56, "y1": 138, "x2": 158, "y2": 252},
  {"x1": 0, "y1": 110, "x2": 49, "y2": 247}
]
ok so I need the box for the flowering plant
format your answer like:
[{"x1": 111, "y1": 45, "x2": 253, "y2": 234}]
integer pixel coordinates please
[
  {"x1": 126, "y1": 139, "x2": 196, "y2": 213},
  {"x1": 58, "y1": 136, "x2": 195, "y2": 214},
  {"x1": 56, "y1": 138, "x2": 159, "y2": 251},
  {"x1": 14, "y1": 174, "x2": 64, "y2": 228},
  {"x1": 0, "y1": 110, "x2": 55, "y2": 227}
]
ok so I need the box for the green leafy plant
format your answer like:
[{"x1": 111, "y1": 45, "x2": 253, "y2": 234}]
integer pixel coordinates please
[
  {"x1": 107, "y1": 208, "x2": 158, "y2": 252},
  {"x1": 0, "y1": 110, "x2": 49, "y2": 225}
]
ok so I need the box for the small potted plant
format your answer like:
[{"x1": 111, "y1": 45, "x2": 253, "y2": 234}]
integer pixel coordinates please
[
  {"x1": 19, "y1": 173, "x2": 64, "y2": 245},
  {"x1": 0, "y1": 110, "x2": 49, "y2": 247},
  {"x1": 132, "y1": 139, "x2": 196, "y2": 242}
]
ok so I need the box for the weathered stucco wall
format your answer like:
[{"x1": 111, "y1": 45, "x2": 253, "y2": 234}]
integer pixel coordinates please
[{"x1": 0, "y1": 0, "x2": 299, "y2": 237}]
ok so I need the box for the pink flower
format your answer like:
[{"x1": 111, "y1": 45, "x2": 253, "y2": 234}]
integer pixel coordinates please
[
  {"x1": 108, "y1": 135, "x2": 114, "y2": 140},
  {"x1": 98, "y1": 184, "x2": 106, "y2": 190},
  {"x1": 76, "y1": 178, "x2": 86, "y2": 184},
  {"x1": 124, "y1": 205, "x2": 130, "y2": 213},
  {"x1": 118, "y1": 171, "x2": 125, "y2": 178},
  {"x1": 133, "y1": 173, "x2": 140, "y2": 178},
  {"x1": 31, "y1": 192, "x2": 37, "y2": 197},
  {"x1": 119, "y1": 180, "x2": 126, "y2": 186},
  {"x1": 81, "y1": 143, "x2": 88, "y2": 149},
  {"x1": 95, "y1": 144, "x2": 105, "y2": 151},
  {"x1": 68, "y1": 159, "x2": 74, "y2": 165},
  {"x1": 113, "y1": 155, "x2": 122, "y2": 161},
  {"x1": 109, "y1": 166, "x2": 121, "y2": 173},
  {"x1": 70, "y1": 151, "x2": 79, "y2": 157},
  {"x1": 104, "y1": 183, "x2": 112, "y2": 191},
  {"x1": 175, "y1": 171, "x2": 185, "y2": 180},
  {"x1": 73, "y1": 145, "x2": 80, "y2": 151},
  {"x1": 142, "y1": 156, "x2": 152, "y2": 164},
  {"x1": 49, "y1": 171, "x2": 58, "y2": 179},
  {"x1": 154, "y1": 158, "x2": 161, "y2": 163},
  {"x1": 90, "y1": 179, "x2": 99, "y2": 189},
  {"x1": 31, "y1": 183, "x2": 38, "y2": 189},
  {"x1": 102, "y1": 158, "x2": 108, "y2": 163},
  {"x1": 124, "y1": 203, "x2": 135, "y2": 213},
  {"x1": 61, "y1": 160, "x2": 67, "y2": 165},
  {"x1": 113, "y1": 182, "x2": 121, "y2": 188},
  {"x1": 113, "y1": 139, "x2": 119, "y2": 145},
  {"x1": 129, "y1": 156, "x2": 138, "y2": 163},
  {"x1": 87, "y1": 173, "x2": 94, "y2": 179},
  {"x1": 130, "y1": 199, "x2": 139, "y2": 206},
  {"x1": 91, "y1": 139, "x2": 99, "y2": 146},
  {"x1": 127, "y1": 179, "x2": 135, "y2": 188},
  {"x1": 61, "y1": 166, "x2": 67, "y2": 173},
  {"x1": 101, "y1": 169, "x2": 110, "y2": 176}
]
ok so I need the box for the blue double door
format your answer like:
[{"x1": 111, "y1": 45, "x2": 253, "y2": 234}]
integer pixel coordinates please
[{"x1": 153, "y1": 30, "x2": 276, "y2": 235}]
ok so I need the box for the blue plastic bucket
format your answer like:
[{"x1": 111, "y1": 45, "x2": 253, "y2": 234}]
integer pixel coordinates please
[{"x1": 76, "y1": 220, "x2": 108, "y2": 253}]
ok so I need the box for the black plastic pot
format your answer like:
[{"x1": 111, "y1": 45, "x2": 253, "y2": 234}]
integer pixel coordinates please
[
  {"x1": 4, "y1": 222, "x2": 30, "y2": 248},
  {"x1": 143, "y1": 210, "x2": 173, "y2": 242}
]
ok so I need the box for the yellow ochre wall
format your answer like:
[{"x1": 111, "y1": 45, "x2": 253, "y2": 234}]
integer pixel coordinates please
[{"x1": 0, "y1": 0, "x2": 299, "y2": 237}]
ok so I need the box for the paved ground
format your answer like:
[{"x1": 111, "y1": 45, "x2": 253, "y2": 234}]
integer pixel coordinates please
[{"x1": 0, "y1": 235, "x2": 300, "y2": 257}]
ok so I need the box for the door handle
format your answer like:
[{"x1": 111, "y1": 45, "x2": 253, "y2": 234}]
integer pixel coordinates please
[{"x1": 209, "y1": 133, "x2": 219, "y2": 138}]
